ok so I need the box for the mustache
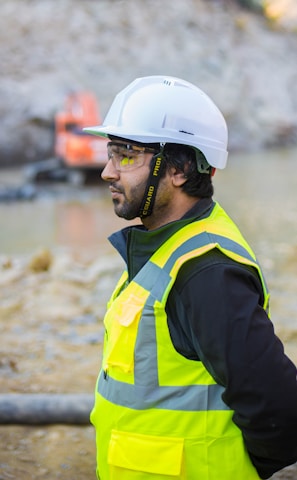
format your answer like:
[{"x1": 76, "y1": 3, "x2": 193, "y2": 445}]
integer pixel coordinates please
[{"x1": 109, "y1": 182, "x2": 124, "y2": 194}]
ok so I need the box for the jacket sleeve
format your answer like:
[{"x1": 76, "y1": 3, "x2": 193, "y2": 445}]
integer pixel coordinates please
[{"x1": 168, "y1": 250, "x2": 297, "y2": 479}]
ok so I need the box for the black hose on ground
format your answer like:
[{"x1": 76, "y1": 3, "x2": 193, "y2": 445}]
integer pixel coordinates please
[{"x1": 0, "y1": 393, "x2": 94, "y2": 425}]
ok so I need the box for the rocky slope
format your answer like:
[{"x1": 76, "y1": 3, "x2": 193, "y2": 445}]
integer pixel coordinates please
[{"x1": 0, "y1": 0, "x2": 297, "y2": 166}]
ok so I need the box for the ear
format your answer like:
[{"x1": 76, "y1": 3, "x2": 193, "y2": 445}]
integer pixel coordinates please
[{"x1": 169, "y1": 167, "x2": 188, "y2": 187}]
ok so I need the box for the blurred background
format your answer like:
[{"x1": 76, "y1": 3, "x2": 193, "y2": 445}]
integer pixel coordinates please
[
  {"x1": 0, "y1": 1, "x2": 297, "y2": 478},
  {"x1": 0, "y1": 0, "x2": 297, "y2": 167}
]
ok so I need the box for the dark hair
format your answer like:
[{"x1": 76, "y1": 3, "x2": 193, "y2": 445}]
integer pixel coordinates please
[{"x1": 162, "y1": 144, "x2": 214, "y2": 198}]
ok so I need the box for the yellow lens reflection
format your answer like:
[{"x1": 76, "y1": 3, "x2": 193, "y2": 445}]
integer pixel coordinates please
[{"x1": 120, "y1": 157, "x2": 135, "y2": 167}]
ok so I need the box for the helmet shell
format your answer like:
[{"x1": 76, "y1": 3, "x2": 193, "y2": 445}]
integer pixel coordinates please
[{"x1": 84, "y1": 76, "x2": 228, "y2": 169}]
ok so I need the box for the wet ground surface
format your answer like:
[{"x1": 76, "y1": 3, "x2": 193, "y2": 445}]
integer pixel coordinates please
[{"x1": 1, "y1": 151, "x2": 297, "y2": 478}]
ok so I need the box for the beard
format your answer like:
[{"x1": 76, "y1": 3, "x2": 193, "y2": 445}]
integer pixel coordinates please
[
  {"x1": 112, "y1": 179, "x2": 147, "y2": 220},
  {"x1": 113, "y1": 197, "x2": 142, "y2": 220}
]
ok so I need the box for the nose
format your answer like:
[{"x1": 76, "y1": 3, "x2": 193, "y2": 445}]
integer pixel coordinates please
[{"x1": 101, "y1": 158, "x2": 120, "y2": 182}]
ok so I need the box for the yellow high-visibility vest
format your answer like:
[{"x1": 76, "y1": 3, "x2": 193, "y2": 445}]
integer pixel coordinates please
[{"x1": 91, "y1": 202, "x2": 269, "y2": 479}]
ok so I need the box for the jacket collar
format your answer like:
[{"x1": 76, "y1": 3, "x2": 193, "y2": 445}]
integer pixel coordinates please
[{"x1": 109, "y1": 198, "x2": 215, "y2": 279}]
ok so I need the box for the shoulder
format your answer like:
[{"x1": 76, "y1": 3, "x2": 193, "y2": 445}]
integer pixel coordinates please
[
  {"x1": 176, "y1": 248, "x2": 263, "y2": 288},
  {"x1": 171, "y1": 248, "x2": 265, "y2": 312}
]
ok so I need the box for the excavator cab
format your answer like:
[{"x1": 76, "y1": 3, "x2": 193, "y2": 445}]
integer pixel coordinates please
[
  {"x1": 24, "y1": 91, "x2": 108, "y2": 184},
  {"x1": 54, "y1": 91, "x2": 108, "y2": 170}
]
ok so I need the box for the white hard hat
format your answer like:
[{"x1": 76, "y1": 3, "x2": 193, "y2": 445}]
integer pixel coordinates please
[{"x1": 84, "y1": 75, "x2": 228, "y2": 169}]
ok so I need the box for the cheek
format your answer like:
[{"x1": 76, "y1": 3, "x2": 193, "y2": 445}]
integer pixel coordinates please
[
  {"x1": 128, "y1": 178, "x2": 147, "y2": 200},
  {"x1": 155, "y1": 176, "x2": 172, "y2": 201},
  {"x1": 123, "y1": 169, "x2": 150, "y2": 199}
]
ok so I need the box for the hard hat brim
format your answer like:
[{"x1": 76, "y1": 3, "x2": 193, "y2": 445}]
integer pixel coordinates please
[{"x1": 83, "y1": 125, "x2": 228, "y2": 169}]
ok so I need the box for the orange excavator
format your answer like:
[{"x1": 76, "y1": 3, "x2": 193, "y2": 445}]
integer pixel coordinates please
[{"x1": 24, "y1": 91, "x2": 108, "y2": 184}]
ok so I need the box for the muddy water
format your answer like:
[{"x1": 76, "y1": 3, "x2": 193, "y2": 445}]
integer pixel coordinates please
[
  {"x1": 0, "y1": 176, "x2": 136, "y2": 256},
  {"x1": 1, "y1": 149, "x2": 297, "y2": 479}
]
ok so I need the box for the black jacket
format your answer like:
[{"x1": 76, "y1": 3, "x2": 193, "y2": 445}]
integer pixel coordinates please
[{"x1": 109, "y1": 198, "x2": 297, "y2": 479}]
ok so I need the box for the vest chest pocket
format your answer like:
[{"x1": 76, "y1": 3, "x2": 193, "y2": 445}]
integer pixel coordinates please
[
  {"x1": 108, "y1": 429, "x2": 185, "y2": 479},
  {"x1": 103, "y1": 289, "x2": 148, "y2": 374}
]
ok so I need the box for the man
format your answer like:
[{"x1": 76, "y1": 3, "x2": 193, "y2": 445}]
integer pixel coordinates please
[{"x1": 85, "y1": 76, "x2": 297, "y2": 479}]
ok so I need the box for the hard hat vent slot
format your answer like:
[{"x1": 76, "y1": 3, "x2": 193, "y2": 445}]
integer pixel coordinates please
[{"x1": 163, "y1": 79, "x2": 174, "y2": 86}]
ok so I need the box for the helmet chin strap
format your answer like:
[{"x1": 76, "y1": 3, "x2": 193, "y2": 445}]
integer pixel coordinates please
[{"x1": 139, "y1": 144, "x2": 166, "y2": 219}]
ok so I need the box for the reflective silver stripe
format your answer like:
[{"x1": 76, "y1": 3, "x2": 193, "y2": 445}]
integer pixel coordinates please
[
  {"x1": 136, "y1": 263, "x2": 171, "y2": 302},
  {"x1": 164, "y1": 232, "x2": 256, "y2": 272},
  {"x1": 134, "y1": 231, "x2": 268, "y2": 299},
  {"x1": 134, "y1": 294, "x2": 159, "y2": 384},
  {"x1": 98, "y1": 372, "x2": 229, "y2": 411}
]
